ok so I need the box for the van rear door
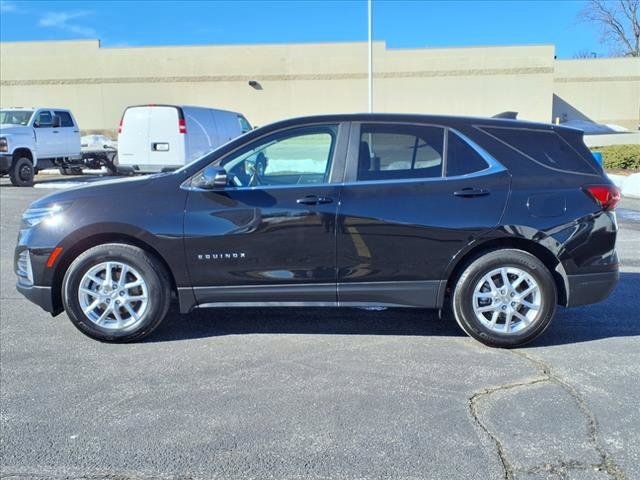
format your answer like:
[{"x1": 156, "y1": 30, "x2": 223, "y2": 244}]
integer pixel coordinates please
[
  {"x1": 148, "y1": 106, "x2": 184, "y2": 169},
  {"x1": 118, "y1": 107, "x2": 151, "y2": 167}
]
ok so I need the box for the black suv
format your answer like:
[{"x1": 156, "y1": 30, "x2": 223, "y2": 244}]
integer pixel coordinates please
[{"x1": 15, "y1": 114, "x2": 619, "y2": 347}]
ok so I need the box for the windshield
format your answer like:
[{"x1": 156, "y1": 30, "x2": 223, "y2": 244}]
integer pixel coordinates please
[{"x1": 0, "y1": 110, "x2": 34, "y2": 126}]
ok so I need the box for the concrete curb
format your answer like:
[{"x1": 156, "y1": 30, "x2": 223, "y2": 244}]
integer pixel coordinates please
[{"x1": 607, "y1": 173, "x2": 640, "y2": 199}]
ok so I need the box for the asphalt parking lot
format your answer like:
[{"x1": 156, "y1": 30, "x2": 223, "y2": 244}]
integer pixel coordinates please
[{"x1": 1, "y1": 173, "x2": 639, "y2": 480}]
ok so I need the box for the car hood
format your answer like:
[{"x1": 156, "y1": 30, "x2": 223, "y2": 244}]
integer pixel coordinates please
[
  {"x1": 0, "y1": 125, "x2": 32, "y2": 135},
  {"x1": 29, "y1": 173, "x2": 176, "y2": 208}
]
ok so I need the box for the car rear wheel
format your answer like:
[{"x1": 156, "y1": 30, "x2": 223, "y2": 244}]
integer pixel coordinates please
[
  {"x1": 9, "y1": 157, "x2": 34, "y2": 187},
  {"x1": 452, "y1": 249, "x2": 557, "y2": 348},
  {"x1": 62, "y1": 243, "x2": 171, "y2": 342}
]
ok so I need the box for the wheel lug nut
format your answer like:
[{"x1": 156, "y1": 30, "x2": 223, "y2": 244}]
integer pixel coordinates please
[
  {"x1": 501, "y1": 305, "x2": 506, "y2": 310},
  {"x1": 511, "y1": 302, "x2": 515, "y2": 307},
  {"x1": 112, "y1": 284, "x2": 117, "y2": 289},
  {"x1": 106, "y1": 298, "x2": 111, "y2": 303},
  {"x1": 510, "y1": 292, "x2": 515, "y2": 297},
  {"x1": 119, "y1": 291, "x2": 125, "y2": 296}
]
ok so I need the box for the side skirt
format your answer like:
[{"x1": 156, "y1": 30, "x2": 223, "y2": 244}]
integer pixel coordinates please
[{"x1": 177, "y1": 280, "x2": 446, "y2": 313}]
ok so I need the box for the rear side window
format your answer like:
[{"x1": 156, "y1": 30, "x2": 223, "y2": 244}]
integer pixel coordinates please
[
  {"x1": 358, "y1": 124, "x2": 444, "y2": 180},
  {"x1": 481, "y1": 127, "x2": 596, "y2": 174},
  {"x1": 54, "y1": 111, "x2": 74, "y2": 127},
  {"x1": 446, "y1": 131, "x2": 489, "y2": 176}
]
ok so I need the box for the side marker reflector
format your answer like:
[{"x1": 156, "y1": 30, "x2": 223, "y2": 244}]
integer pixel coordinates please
[{"x1": 46, "y1": 247, "x2": 63, "y2": 268}]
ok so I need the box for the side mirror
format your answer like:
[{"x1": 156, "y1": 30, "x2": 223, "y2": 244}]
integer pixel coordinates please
[
  {"x1": 33, "y1": 121, "x2": 40, "y2": 128},
  {"x1": 196, "y1": 166, "x2": 228, "y2": 189},
  {"x1": 52, "y1": 115, "x2": 61, "y2": 128}
]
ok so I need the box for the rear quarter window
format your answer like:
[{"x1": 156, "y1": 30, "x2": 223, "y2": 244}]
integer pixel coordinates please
[
  {"x1": 446, "y1": 131, "x2": 489, "y2": 176},
  {"x1": 480, "y1": 127, "x2": 597, "y2": 174}
]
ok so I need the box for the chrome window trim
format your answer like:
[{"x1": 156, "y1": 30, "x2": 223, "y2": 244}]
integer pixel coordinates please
[
  {"x1": 344, "y1": 121, "x2": 505, "y2": 186},
  {"x1": 182, "y1": 120, "x2": 507, "y2": 192}
]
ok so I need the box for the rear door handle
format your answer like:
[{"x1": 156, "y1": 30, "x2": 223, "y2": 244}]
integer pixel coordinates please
[
  {"x1": 453, "y1": 187, "x2": 490, "y2": 197},
  {"x1": 296, "y1": 195, "x2": 333, "y2": 205}
]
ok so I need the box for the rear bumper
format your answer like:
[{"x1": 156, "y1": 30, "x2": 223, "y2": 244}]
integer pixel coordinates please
[
  {"x1": 16, "y1": 283, "x2": 57, "y2": 314},
  {"x1": 565, "y1": 270, "x2": 619, "y2": 307}
]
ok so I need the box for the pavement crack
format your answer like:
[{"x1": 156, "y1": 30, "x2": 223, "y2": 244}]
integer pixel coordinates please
[
  {"x1": 468, "y1": 374, "x2": 548, "y2": 479},
  {"x1": 510, "y1": 349, "x2": 626, "y2": 480},
  {"x1": 468, "y1": 348, "x2": 626, "y2": 480}
]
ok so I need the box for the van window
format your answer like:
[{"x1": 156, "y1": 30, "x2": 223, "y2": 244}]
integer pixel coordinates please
[
  {"x1": 220, "y1": 125, "x2": 337, "y2": 187},
  {"x1": 358, "y1": 124, "x2": 444, "y2": 181},
  {"x1": 482, "y1": 127, "x2": 596, "y2": 174},
  {"x1": 35, "y1": 111, "x2": 53, "y2": 127},
  {"x1": 54, "y1": 111, "x2": 75, "y2": 127},
  {"x1": 446, "y1": 131, "x2": 489, "y2": 176},
  {"x1": 238, "y1": 115, "x2": 252, "y2": 133}
]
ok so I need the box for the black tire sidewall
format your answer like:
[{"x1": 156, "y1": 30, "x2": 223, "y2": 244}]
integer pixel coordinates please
[
  {"x1": 453, "y1": 250, "x2": 557, "y2": 348},
  {"x1": 10, "y1": 157, "x2": 34, "y2": 187},
  {"x1": 62, "y1": 244, "x2": 170, "y2": 342}
]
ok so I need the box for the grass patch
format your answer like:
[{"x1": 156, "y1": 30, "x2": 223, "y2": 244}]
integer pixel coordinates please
[{"x1": 591, "y1": 144, "x2": 640, "y2": 172}]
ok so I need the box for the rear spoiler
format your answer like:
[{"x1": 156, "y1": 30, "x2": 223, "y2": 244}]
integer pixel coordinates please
[{"x1": 492, "y1": 111, "x2": 518, "y2": 120}]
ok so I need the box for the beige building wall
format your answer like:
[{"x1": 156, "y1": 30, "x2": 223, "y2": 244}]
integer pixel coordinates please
[
  {"x1": 553, "y1": 58, "x2": 640, "y2": 130},
  {"x1": 0, "y1": 39, "x2": 637, "y2": 135}
]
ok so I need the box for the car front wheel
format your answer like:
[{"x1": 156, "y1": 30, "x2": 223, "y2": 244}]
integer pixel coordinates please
[
  {"x1": 452, "y1": 249, "x2": 557, "y2": 348},
  {"x1": 62, "y1": 243, "x2": 171, "y2": 342}
]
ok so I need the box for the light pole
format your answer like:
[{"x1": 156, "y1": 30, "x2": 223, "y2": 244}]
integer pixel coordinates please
[{"x1": 368, "y1": 0, "x2": 373, "y2": 113}]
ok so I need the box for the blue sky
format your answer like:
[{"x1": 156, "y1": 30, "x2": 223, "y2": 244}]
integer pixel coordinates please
[{"x1": 0, "y1": 0, "x2": 604, "y2": 59}]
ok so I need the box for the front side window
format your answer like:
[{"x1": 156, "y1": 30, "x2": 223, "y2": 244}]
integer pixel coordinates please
[
  {"x1": 358, "y1": 124, "x2": 444, "y2": 181},
  {"x1": 35, "y1": 111, "x2": 53, "y2": 128},
  {"x1": 54, "y1": 111, "x2": 74, "y2": 127},
  {"x1": 220, "y1": 125, "x2": 337, "y2": 188}
]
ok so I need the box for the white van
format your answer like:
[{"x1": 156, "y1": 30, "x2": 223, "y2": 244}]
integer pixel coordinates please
[{"x1": 117, "y1": 105, "x2": 252, "y2": 172}]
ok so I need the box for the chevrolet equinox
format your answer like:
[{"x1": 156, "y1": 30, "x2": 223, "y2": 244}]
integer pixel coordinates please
[{"x1": 15, "y1": 114, "x2": 620, "y2": 347}]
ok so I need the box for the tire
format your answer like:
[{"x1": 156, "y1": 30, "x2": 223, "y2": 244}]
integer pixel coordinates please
[
  {"x1": 451, "y1": 249, "x2": 557, "y2": 348},
  {"x1": 105, "y1": 153, "x2": 119, "y2": 175},
  {"x1": 62, "y1": 243, "x2": 172, "y2": 342},
  {"x1": 9, "y1": 156, "x2": 34, "y2": 187}
]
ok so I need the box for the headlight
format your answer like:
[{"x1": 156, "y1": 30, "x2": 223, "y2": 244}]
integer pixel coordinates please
[
  {"x1": 22, "y1": 202, "x2": 72, "y2": 227},
  {"x1": 0, "y1": 137, "x2": 7, "y2": 153}
]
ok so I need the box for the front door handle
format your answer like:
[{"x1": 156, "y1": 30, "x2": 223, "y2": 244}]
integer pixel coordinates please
[
  {"x1": 296, "y1": 195, "x2": 333, "y2": 205},
  {"x1": 454, "y1": 187, "x2": 490, "y2": 198}
]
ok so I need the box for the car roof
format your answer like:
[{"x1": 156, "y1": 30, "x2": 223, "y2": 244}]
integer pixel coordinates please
[{"x1": 265, "y1": 113, "x2": 577, "y2": 134}]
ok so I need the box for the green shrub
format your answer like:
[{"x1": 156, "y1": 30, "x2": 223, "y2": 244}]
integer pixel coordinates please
[{"x1": 591, "y1": 144, "x2": 640, "y2": 171}]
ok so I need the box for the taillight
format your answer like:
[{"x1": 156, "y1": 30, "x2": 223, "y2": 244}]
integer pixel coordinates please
[
  {"x1": 118, "y1": 117, "x2": 124, "y2": 134},
  {"x1": 583, "y1": 184, "x2": 620, "y2": 211},
  {"x1": 178, "y1": 118, "x2": 187, "y2": 134}
]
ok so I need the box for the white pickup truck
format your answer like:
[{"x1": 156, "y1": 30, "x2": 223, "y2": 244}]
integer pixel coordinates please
[{"x1": 0, "y1": 108, "x2": 82, "y2": 186}]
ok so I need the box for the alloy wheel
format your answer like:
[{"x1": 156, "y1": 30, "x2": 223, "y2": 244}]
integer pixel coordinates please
[
  {"x1": 472, "y1": 266, "x2": 541, "y2": 334},
  {"x1": 78, "y1": 261, "x2": 149, "y2": 330}
]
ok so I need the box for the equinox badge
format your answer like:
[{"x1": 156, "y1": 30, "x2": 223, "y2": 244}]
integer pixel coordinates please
[{"x1": 197, "y1": 252, "x2": 247, "y2": 260}]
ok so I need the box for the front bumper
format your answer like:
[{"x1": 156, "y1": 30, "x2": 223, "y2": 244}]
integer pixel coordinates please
[
  {"x1": 0, "y1": 153, "x2": 12, "y2": 172},
  {"x1": 15, "y1": 283, "x2": 56, "y2": 314},
  {"x1": 565, "y1": 270, "x2": 619, "y2": 307}
]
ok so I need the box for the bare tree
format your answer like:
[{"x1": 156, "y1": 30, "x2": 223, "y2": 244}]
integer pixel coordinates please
[
  {"x1": 580, "y1": 0, "x2": 640, "y2": 57},
  {"x1": 573, "y1": 49, "x2": 598, "y2": 58}
]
